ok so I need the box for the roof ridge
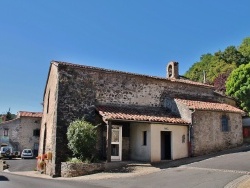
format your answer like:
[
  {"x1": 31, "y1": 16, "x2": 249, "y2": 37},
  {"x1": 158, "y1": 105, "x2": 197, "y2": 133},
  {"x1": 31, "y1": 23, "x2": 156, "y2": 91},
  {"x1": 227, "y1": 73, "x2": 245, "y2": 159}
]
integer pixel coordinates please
[
  {"x1": 0, "y1": 118, "x2": 19, "y2": 125},
  {"x1": 18, "y1": 111, "x2": 42, "y2": 113},
  {"x1": 52, "y1": 60, "x2": 214, "y2": 88}
]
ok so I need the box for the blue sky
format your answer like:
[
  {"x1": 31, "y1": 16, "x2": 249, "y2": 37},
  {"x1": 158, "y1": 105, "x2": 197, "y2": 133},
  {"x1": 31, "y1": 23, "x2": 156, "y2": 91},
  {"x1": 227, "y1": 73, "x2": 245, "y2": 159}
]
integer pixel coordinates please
[{"x1": 1, "y1": 1, "x2": 250, "y2": 114}]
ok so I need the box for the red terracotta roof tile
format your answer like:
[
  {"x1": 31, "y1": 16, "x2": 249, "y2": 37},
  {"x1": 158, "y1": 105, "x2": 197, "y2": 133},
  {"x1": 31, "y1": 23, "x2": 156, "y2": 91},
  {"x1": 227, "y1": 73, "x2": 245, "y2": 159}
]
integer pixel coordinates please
[
  {"x1": 175, "y1": 99, "x2": 245, "y2": 114},
  {"x1": 96, "y1": 105, "x2": 189, "y2": 124},
  {"x1": 18, "y1": 111, "x2": 43, "y2": 118},
  {"x1": 53, "y1": 61, "x2": 213, "y2": 88}
]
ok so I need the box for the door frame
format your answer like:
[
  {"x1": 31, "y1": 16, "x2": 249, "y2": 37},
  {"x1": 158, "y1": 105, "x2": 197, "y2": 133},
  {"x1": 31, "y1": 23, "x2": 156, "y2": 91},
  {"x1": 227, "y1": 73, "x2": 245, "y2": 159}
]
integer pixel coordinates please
[
  {"x1": 161, "y1": 131, "x2": 172, "y2": 160},
  {"x1": 111, "y1": 125, "x2": 122, "y2": 161}
]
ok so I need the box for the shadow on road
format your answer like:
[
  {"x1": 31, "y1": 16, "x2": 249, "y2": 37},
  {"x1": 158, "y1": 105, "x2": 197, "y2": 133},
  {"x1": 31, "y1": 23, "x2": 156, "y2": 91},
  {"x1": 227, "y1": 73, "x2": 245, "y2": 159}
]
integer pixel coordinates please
[{"x1": 0, "y1": 175, "x2": 9, "y2": 181}]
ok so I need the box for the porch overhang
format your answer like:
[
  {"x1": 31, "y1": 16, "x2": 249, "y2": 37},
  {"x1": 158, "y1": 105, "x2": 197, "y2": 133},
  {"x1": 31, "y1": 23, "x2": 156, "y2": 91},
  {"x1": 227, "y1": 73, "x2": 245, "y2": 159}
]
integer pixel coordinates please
[{"x1": 96, "y1": 105, "x2": 189, "y2": 125}]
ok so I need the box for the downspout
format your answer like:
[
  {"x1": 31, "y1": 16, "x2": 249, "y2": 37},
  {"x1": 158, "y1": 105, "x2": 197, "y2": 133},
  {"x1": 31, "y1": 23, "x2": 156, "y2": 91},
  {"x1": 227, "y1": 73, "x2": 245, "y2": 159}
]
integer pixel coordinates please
[
  {"x1": 106, "y1": 121, "x2": 112, "y2": 162},
  {"x1": 189, "y1": 109, "x2": 195, "y2": 157}
]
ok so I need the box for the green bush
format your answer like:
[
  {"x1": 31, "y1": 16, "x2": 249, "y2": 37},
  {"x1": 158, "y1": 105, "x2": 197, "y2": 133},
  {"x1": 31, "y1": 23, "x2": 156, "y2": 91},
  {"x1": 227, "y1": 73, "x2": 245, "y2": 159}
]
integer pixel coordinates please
[{"x1": 67, "y1": 119, "x2": 97, "y2": 162}]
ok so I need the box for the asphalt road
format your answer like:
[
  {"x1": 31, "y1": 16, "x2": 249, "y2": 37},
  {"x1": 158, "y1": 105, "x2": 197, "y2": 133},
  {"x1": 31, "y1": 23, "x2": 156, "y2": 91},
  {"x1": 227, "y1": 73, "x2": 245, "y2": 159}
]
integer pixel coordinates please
[
  {"x1": 0, "y1": 172, "x2": 104, "y2": 188},
  {"x1": 187, "y1": 150, "x2": 250, "y2": 172},
  {"x1": 4, "y1": 158, "x2": 37, "y2": 171},
  {"x1": 86, "y1": 150, "x2": 250, "y2": 188},
  {"x1": 86, "y1": 166, "x2": 242, "y2": 188},
  {"x1": 2, "y1": 150, "x2": 250, "y2": 188}
]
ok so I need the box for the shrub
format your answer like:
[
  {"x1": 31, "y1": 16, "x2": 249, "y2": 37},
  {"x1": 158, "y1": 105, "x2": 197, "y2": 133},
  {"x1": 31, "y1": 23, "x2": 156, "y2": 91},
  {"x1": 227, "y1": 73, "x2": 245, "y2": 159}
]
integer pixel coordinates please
[{"x1": 67, "y1": 119, "x2": 97, "y2": 162}]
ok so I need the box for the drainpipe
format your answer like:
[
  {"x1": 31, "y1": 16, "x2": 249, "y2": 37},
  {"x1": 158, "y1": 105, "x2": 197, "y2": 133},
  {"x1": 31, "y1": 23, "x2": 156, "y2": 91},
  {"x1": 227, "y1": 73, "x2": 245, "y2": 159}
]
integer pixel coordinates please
[
  {"x1": 106, "y1": 121, "x2": 112, "y2": 162},
  {"x1": 189, "y1": 110, "x2": 195, "y2": 157}
]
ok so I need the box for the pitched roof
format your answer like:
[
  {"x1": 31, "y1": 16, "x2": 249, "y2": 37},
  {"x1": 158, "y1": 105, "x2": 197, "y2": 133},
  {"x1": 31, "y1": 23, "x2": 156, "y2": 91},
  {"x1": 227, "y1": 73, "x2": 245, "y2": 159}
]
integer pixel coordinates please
[
  {"x1": 96, "y1": 105, "x2": 189, "y2": 124},
  {"x1": 175, "y1": 99, "x2": 245, "y2": 114},
  {"x1": 18, "y1": 111, "x2": 43, "y2": 118},
  {"x1": 52, "y1": 61, "x2": 213, "y2": 88},
  {"x1": 0, "y1": 118, "x2": 19, "y2": 125}
]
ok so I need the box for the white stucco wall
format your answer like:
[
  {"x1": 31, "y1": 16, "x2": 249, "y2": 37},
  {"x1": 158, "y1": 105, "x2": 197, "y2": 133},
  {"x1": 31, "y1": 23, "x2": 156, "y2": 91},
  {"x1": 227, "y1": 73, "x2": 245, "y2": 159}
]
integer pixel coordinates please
[
  {"x1": 150, "y1": 124, "x2": 188, "y2": 162},
  {"x1": 130, "y1": 122, "x2": 188, "y2": 162},
  {"x1": 130, "y1": 122, "x2": 151, "y2": 161}
]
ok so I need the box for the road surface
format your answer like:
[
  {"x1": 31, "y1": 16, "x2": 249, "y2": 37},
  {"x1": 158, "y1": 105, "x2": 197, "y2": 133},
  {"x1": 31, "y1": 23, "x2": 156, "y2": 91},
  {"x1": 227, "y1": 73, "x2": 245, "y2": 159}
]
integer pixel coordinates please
[{"x1": 2, "y1": 150, "x2": 250, "y2": 188}]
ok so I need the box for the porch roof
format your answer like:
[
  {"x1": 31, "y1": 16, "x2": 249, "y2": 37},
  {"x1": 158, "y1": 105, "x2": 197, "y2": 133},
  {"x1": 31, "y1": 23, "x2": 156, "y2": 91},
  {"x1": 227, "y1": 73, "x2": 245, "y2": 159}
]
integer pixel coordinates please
[
  {"x1": 175, "y1": 98, "x2": 245, "y2": 115},
  {"x1": 18, "y1": 111, "x2": 43, "y2": 118},
  {"x1": 96, "y1": 105, "x2": 189, "y2": 124}
]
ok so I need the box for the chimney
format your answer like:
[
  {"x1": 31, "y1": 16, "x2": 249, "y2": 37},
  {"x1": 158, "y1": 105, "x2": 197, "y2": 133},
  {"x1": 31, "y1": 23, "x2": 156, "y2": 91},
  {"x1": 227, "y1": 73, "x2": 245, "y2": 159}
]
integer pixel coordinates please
[{"x1": 167, "y1": 61, "x2": 179, "y2": 79}]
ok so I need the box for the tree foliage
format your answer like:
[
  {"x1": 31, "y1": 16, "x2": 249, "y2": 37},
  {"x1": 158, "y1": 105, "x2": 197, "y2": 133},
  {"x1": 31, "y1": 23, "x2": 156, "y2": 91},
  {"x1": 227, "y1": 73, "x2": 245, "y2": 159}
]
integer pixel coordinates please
[
  {"x1": 6, "y1": 108, "x2": 14, "y2": 121},
  {"x1": 67, "y1": 119, "x2": 97, "y2": 162},
  {"x1": 226, "y1": 63, "x2": 250, "y2": 115},
  {"x1": 185, "y1": 37, "x2": 250, "y2": 87},
  {"x1": 238, "y1": 37, "x2": 250, "y2": 61},
  {"x1": 213, "y1": 72, "x2": 230, "y2": 93}
]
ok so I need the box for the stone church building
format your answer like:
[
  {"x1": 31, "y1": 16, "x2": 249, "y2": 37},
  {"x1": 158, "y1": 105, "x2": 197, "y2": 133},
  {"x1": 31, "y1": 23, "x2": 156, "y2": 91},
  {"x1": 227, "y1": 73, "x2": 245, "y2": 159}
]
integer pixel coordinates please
[{"x1": 39, "y1": 61, "x2": 244, "y2": 177}]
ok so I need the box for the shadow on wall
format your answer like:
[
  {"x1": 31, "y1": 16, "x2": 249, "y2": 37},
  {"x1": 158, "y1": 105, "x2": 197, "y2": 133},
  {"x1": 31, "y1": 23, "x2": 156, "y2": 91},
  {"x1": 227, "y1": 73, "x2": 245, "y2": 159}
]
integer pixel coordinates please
[{"x1": 162, "y1": 97, "x2": 180, "y2": 116}]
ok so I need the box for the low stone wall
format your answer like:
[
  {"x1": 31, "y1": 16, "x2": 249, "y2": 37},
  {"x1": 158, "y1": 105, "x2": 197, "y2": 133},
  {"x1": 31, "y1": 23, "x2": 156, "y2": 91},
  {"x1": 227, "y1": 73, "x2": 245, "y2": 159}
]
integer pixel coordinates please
[{"x1": 61, "y1": 162, "x2": 105, "y2": 177}]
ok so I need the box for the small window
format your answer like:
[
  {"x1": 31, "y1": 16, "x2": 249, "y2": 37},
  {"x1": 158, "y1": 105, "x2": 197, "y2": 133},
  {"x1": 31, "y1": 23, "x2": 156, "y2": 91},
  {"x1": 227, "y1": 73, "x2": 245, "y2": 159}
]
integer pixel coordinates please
[
  {"x1": 33, "y1": 129, "x2": 40, "y2": 137},
  {"x1": 182, "y1": 135, "x2": 185, "y2": 143},
  {"x1": 143, "y1": 131, "x2": 147, "y2": 145},
  {"x1": 47, "y1": 90, "x2": 50, "y2": 114},
  {"x1": 221, "y1": 115, "x2": 229, "y2": 132},
  {"x1": 4, "y1": 129, "x2": 8, "y2": 136},
  {"x1": 34, "y1": 143, "x2": 39, "y2": 150}
]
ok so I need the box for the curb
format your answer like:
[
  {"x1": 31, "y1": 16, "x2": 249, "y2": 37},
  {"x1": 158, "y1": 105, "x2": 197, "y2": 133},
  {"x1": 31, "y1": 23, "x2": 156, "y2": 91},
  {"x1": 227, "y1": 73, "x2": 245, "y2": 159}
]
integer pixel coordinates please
[{"x1": 224, "y1": 175, "x2": 250, "y2": 188}]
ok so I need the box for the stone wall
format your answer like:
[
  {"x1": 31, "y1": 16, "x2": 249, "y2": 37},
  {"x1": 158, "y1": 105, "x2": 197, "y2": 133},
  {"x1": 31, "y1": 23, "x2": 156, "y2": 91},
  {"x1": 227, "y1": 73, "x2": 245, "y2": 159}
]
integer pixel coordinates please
[
  {"x1": 192, "y1": 111, "x2": 243, "y2": 156},
  {"x1": 39, "y1": 63, "x2": 59, "y2": 177},
  {"x1": 0, "y1": 117, "x2": 41, "y2": 152},
  {"x1": 0, "y1": 119, "x2": 20, "y2": 149},
  {"x1": 19, "y1": 117, "x2": 41, "y2": 152},
  {"x1": 57, "y1": 65, "x2": 217, "y2": 126},
  {"x1": 63, "y1": 65, "x2": 216, "y2": 106},
  {"x1": 61, "y1": 162, "x2": 105, "y2": 177}
]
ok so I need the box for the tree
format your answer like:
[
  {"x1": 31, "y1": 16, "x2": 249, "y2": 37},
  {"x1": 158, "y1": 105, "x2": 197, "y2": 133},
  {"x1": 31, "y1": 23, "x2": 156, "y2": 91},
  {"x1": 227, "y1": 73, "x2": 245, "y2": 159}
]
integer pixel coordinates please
[
  {"x1": 213, "y1": 72, "x2": 230, "y2": 93},
  {"x1": 67, "y1": 119, "x2": 97, "y2": 162},
  {"x1": 226, "y1": 63, "x2": 250, "y2": 115},
  {"x1": 6, "y1": 108, "x2": 13, "y2": 121},
  {"x1": 184, "y1": 53, "x2": 213, "y2": 83},
  {"x1": 185, "y1": 37, "x2": 250, "y2": 84},
  {"x1": 215, "y1": 46, "x2": 247, "y2": 66},
  {"x1": 238, "y1": 37, "x2": 250, "y2": 61},
  {"x1": 184, "y1": 53, "x2": 236, "y2": 84}
]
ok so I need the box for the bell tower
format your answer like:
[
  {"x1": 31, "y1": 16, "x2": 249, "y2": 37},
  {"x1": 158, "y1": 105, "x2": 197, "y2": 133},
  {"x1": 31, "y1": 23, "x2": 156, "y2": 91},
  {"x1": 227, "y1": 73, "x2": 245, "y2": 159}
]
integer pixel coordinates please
[{"x1": 167, "y1": 61, "x2": 179, "y2": 79}]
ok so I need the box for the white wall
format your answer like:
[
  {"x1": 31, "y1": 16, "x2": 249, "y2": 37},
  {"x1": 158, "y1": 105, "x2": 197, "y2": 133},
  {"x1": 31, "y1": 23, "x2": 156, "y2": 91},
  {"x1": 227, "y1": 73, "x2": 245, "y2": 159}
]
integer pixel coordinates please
[
  {"x1": 130, "y1": 122, "x2": 188, "y2": 162},
  {"x1": 130, "y1": 122, "x2": 151, "y2": 161},
  {"x1": 150, "y1": 124, "x2": 188, "y2": 162}
]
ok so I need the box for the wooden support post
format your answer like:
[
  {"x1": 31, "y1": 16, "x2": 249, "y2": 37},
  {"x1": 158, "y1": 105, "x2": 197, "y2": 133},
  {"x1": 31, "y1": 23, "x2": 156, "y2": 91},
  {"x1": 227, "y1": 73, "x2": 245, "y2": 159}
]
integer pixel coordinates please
[{"x1": 106, "y1": 121, "x2": 112, "y2": 162}]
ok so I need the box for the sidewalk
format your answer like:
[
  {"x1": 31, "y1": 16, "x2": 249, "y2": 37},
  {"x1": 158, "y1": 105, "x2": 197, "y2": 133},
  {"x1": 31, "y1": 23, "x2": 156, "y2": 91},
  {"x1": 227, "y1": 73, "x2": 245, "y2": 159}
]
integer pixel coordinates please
[
  {"x1": 237, "y1": 176, "x2": 250, "y2": 188},
  {"x1": 6, "y1": 163, "x2": 161, "y2": 181}
]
